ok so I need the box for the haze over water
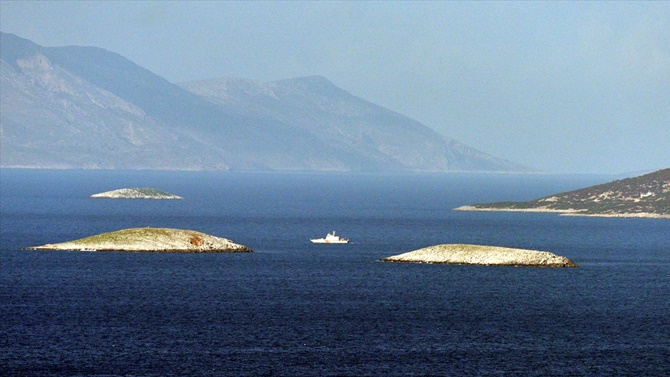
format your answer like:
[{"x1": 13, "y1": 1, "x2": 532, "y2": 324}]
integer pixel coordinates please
[{"x1": 1, "y1": 2, "x2": 668, "y2": 174}]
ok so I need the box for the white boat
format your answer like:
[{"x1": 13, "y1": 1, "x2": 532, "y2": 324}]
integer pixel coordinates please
[{"x1": 310, "y1": 231, "x2": 349, "y2": 244}]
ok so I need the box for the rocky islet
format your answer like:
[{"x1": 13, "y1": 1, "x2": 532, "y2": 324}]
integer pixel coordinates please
[
  {"x1": 26, "y1": 228, "x2": 252, "y2": 253},
  {"x1": 90, "y1": 188, "x2": 183, "y2": 199},
  {"x1": 381, "y1": 244, "x2": 577, "y2": 267}
]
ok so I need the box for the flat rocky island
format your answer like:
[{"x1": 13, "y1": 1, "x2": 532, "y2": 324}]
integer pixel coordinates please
[
  {"x1": 26, "y1": 227, "x2": 252, "y2": 253},
  {"x1": 381, "y1": 244, "x2": 577, "y2": 267},
  {"x1": 90, "y1": 188, "x2": 183, "y2": 199}
]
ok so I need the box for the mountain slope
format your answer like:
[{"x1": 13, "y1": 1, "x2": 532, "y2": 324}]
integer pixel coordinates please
[
  {"x1": 1, "y1": 32, "x2": 534, "y2": 172},
  {"x1": 1, "y1": 33, "x2": 229, "y2": 169},
  {"x1": 457, "y1": 168, "x2": 670, "y2": 217},
  {"x1": 180, "y1": 76, "x2": 534, "y2": 172}
]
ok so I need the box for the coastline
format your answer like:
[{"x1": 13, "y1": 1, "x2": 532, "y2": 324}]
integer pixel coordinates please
[{"x1": 453, "y1": 206, "x2": 670, "y2": 219}]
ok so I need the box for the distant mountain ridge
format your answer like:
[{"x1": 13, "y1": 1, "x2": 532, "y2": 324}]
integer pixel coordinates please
[
  {"x1": 457, "y1": 168, "x2": 670, "y2": 218},
  {"x1": 1, "y1": 32, "x2": 534, "y2": 172}
]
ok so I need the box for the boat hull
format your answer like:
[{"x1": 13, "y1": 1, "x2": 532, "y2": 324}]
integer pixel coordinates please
[
  {"x1": 311, "y1": 231, "x2": 349, "y2": 244},
  {"x1": 310, "y1": 239, "x2": 349, "y2": 244}
]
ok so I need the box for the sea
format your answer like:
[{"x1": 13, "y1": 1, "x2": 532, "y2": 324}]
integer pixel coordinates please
[{"x1": 1, "y1": 169, "x2": 668, "y2": 376}]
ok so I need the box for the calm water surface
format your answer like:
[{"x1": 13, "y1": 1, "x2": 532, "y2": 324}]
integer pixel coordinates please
[{"x1": 1, "y1": 170, "x2": 668, "y2": 376}]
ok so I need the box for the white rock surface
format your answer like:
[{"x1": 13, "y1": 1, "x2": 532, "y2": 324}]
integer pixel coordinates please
[
  {"x1": 382, "y1": 244, "x2": 577, "y2": 267},
  {"x1": 90, "y1": 188, "x2": 183, "y2": 199}
]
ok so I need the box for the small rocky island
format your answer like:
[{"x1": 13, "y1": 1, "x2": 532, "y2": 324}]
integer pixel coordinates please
[
  {"x1": 90, "y1": 188, "x2": 183, "y2": 200},
  {"x1": 381, "y1": 244, "x2": 577, "y2": 267},
  {"x1": 26, "y1": 227, "x2": 252, "y2": 253},
  {"x1": 456, "y1": 168, "x2": 669, "y2": 218}
]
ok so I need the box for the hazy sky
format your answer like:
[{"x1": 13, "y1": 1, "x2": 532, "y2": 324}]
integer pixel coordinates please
[{"x1": 2, "y1": 1, "x2": 668, "y2": 174}]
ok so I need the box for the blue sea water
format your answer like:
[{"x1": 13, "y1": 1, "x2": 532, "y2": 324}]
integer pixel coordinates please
[{"x1": 1, "y1": 169, "x2": 669, "y2": 376}]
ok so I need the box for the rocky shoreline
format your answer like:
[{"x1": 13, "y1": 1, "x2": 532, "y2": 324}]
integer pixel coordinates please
[
  {"x1": 25, "y1": 228, "x2": 252, "y2": 253},
  {"x1": 454, "y1": 205, "x2": 670, "y2": 219},
  {"x1": 455, "y1": 168, "x2": 669, "y2": 219},
  {"x1": 381, "y1": 244, "x2": 577, "y2": 267}
]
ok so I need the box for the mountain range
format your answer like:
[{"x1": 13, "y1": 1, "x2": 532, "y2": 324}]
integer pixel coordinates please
[{"x1": 0, "y1": 32, "x2": 534, "y2": 172}]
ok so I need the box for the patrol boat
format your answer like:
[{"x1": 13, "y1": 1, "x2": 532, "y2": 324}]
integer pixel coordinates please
[{"x1": 310, "y1": 231, "x2": 349, "y2": 244}]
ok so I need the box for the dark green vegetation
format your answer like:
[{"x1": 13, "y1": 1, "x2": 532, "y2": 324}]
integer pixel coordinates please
[
  {"x1": 135, "y1": 188, "x2": 170, "y2": 196},
  {"x1": 463, "y1": 168, "x2": 670, "y2": 217}
]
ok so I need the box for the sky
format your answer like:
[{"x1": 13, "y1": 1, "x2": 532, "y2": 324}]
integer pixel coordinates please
[{"x1": 1, "y1": 1, "x2": 668, "y2": 174}]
